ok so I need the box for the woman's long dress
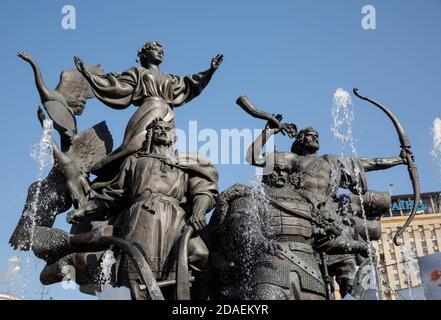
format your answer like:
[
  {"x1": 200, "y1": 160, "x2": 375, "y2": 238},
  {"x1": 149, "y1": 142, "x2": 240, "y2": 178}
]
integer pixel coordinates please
[{"x1": 86, "y1": 66, "x2": 215, "y2": 172}]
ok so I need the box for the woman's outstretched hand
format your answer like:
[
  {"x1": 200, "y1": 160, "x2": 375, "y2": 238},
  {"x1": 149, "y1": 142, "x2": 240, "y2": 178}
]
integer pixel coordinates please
[
  {"x1": 211, "y1": 53, "x2": 224, "y2": 71},
  {"x1": 74, "y1": 56, "x2": 87, "y2": 74}
]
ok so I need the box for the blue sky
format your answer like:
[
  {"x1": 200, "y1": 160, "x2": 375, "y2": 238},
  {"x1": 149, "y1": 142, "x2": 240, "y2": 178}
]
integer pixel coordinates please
[{"x1": 0, "y1": 0, "x2": 440, "y2": 299}]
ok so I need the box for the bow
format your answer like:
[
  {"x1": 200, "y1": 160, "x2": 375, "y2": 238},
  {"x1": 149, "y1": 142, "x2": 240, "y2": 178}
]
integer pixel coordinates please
[{"x1": 353, "y1": 88, "x2": 420, "y2": 246}]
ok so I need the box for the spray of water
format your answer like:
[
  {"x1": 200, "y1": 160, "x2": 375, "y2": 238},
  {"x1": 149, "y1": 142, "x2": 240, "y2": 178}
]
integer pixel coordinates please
[
  {"x1": 30, "y1": 119, "x2": 54, "y2": 170},
  {"x1": 431, "y1": 118, "x2": 441, "y2": 174},
  {"x1": 232, "y1": 173, "x2": 275, "y2": 299},
  {"x1": 22, "y1": 120, "x2": 54, "y2": 299},
  {"x1": 24, "y1": 119, "x2": 54, "y2": 298},
  {"x1": 0, "y1": 256, "x2": 22, "y2": 298},
  {"x1": 331, "y1": 88, "x2": 380, "y2": 299},
  {"x1": 24, "y1": 119, "x2": 54, "y2": 249},
  {"x1": 0, "y1": 120, "x2": 55, "y2": 299},
  {"x1": 331, "y1": 88, "x2": 354, "y2": 144},
  {"x1": 250, "y1": 174, "x2": 275, "y2": 242},
  {"x1": 95, "y1": 249, "x2": 130, "y2": 300},
  {"x1": 400, "y1": 244, "x2": 421, "y2": 299},
  {"x1": 98, "y1": 249, "x2": 116, "y2": 286},
  {"x1": 241, "y1": 175, "x2": 265, "y2": 299},
  {"x1": 97, "y1": 284, "x2": 131, "y2": 300},
  {"x1": 332, "y1": 91, "x2": 424, "y2": 300}
]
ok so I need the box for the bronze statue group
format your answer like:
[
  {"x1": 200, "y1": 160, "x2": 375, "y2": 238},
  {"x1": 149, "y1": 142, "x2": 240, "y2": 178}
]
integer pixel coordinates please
[{"x1": 9, "y1": 41, "x2": 418, "y2": 300}]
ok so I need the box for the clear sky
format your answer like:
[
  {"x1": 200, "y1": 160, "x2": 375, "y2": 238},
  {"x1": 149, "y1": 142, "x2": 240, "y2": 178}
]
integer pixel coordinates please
[{"x1": 0, "y1": 0, "x2": 440, "y2": 299}]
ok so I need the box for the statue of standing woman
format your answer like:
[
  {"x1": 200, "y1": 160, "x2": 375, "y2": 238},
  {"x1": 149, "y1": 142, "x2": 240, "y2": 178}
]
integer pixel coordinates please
[{"x1": 74, "y1": 41, "x2": 223, "y2": 174}]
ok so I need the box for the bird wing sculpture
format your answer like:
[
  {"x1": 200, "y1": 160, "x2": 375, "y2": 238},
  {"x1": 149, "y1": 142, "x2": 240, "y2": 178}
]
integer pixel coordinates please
[
  {"x1": 43, "y1": 100, "x2": 77, "y2": 141},
  {"x1": 48, "y1": 65, "x2": 104, "y2": 150},
  {"x1": 54, "y1": 64, "x2": 104, "y2": 101},
  {"x1": 53, "y1": 121, "x2": 113, "y2": 208},
  {"x1": 11, "y1": 53, "x2": 109, "y2": 251},
  {"x1": 18, "y1": 52, "x2": 104, "y2": 150},
  {"x1": 68, "y1": 120, "x2": 114, "y2": 174},
  {"x1": 9, "y1": 122, "x2": 113, "y2": 250}
]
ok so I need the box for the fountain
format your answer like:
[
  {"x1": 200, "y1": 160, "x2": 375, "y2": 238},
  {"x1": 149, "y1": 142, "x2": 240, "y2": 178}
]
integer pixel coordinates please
[
  {"x1": 431, "y1": 118, "x2": 441, "y2": 173},
  {"x1": 237, "y1": 174, "x2": 276, "y2": 299},
  {"x1": 1, "y1": 120, "x2": 54, "y2": 299},
  {"x1": 0, "y1": 256, "x2": 22, "y2": 299},
  {"x1": 7, "y1": 42, "x2": 423, "y2": 301},
  {"x1": 331, "y1": 88, "x2": 380, "y2": 299},
  {"x1": 400, "y1": 244, "x2": 422, "y2": 300},
  {"x1": 95, "y1": 250, "x2": 131, "y2": 300}
]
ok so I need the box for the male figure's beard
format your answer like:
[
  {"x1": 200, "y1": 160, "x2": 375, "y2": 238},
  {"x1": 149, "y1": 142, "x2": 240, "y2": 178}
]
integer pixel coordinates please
[
  {"x1": 268, "y1": 175, "x2": 287, "y2": 188},
  {"x1": 303, "y1": 142, "x2": 319, "y2": 155},
  {"x1": 153, "y1": 133, "x2": 175, "y2": 147},
  {"x1": 157, "y1": 139, "x2": 174, "y2": 147}
]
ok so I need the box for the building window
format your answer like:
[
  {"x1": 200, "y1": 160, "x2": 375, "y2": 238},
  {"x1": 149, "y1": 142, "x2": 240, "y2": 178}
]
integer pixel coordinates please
[
  {"x1": 379, "y1": 253, "x2": 385, "y2": 262},
  {"x1": 419, "y1": 228, "x2": 425, "y2": 239},
  {"x1": 390, "y1": 252, "x2": 396, "y2": 261},
  {"x1": 392, "y1": 210, "x2": 401, "y2": 217}
]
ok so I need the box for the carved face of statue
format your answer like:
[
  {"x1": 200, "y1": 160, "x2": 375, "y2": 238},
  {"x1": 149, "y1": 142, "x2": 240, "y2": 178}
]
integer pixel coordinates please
[
  {"x1": 266, "y1": 154, "x2": 291, "y2": 188},
  {"x1": 139, "y1": 41, "x2": 164, "y2": 67},
  {"x1": 302, "y1": 130, "x2": 320, "y2": 152},
  {"x1": 151, "y1": 120, "x2": 175, "y2": 146},
  {"x1": 291, "y1": 127, "x2": 320, "y2": 155},
  {"x1": 267, "y1": 163, "x2": 290, "y2": 188}
]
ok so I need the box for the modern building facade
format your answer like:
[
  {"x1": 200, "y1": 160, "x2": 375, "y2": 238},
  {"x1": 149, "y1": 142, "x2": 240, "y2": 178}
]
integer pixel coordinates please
[{"x1": 372, "y1": 191, "x2": 441, "y2": 300}]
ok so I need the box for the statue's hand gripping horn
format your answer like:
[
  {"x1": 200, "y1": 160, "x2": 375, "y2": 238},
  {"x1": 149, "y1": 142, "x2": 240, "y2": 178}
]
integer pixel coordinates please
[
  {"x1": 353, "y1": 88, "x2": 420, "y2": 246},
  {"x1": 236, "y1": 95, "x2": 297, "y2": 138}
]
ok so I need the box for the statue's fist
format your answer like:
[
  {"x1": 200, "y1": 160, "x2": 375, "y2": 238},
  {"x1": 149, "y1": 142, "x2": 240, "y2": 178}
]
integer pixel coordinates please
[
  {"x1": 358, "y1": 242, "x2": 371, "y2": 258},
  {"x1": 266, "y1": 114, "x2": 283, "y2": 131},
  {"x1": 189, "y1": 211, "x2": 207, "y2": 231},
  {"x1": 399, "y1": 148, "x2": 412, "y2": 164}
]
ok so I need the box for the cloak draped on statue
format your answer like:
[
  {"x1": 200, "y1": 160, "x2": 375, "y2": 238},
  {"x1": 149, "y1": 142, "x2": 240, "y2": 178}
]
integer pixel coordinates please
[
  {"x1": 91, "y1": 152, "x2": 218, "y2": 279},
  {"x1": 85, "y1": 66, "x2": 215, "y2": 173}
]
